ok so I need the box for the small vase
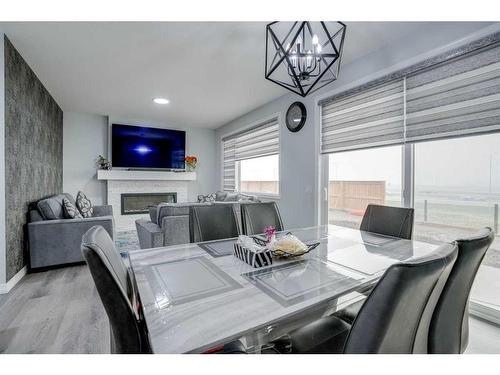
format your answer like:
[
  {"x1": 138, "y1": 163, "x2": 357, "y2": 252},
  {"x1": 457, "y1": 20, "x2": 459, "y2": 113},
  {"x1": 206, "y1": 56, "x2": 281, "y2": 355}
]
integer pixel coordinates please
[{"x1": 186, "y1": 164, "x2": 195, "y2": 172}]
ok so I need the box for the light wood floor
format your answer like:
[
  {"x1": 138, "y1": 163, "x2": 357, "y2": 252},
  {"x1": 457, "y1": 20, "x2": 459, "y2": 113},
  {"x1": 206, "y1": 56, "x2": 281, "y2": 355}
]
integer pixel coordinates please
[
  {"x1": 1, "y1": 265, "x2": 499, "y2": 354},
  {"x1": 0, "y1": 265, "x2": 109, "y2": 353}
]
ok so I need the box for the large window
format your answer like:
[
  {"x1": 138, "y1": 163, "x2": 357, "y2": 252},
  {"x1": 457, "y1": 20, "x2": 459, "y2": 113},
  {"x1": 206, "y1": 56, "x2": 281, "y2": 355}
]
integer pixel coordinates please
[
  {"x1": 414, "y1": 134, "x2": 500, "y2": 314},
  {"x1": 328, "y1": 145, "x2": 402, "y2": 228},
  {"x1": 320, "y1": 40, "x2": 500, "y2": 322},
  {"x1": 238, "y1": 154, "x2": 279, "y2": 195},
  {"x1": 222, "y1": 117, "x2": 279, "y2": 195}
]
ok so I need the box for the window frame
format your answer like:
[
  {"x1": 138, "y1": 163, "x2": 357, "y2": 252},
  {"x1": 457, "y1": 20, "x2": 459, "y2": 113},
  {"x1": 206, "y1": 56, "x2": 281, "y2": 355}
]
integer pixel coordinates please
[
  {"x1": 235, "y1": 154, "x2": 281, "y2": 198},
  {"x1": 320, "y1": 144, "x2": 408, "y2": 225}
]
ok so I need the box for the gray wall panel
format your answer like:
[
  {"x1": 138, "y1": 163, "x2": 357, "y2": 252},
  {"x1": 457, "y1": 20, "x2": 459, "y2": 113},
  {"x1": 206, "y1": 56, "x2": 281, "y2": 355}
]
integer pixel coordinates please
[{"x1": 4, "y1": 36, "x2": 63, "y2": 280}]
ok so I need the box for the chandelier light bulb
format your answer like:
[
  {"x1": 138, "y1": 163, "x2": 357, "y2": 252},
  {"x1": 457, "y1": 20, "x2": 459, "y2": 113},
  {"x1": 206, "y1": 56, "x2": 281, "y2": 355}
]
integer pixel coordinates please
[
  {"x1": 291, "y1": 51, "x2": 298, "y2": 68},
  {"x1": 312, "y1": 34, "x2": 319, "y2": 45},
  {"x1": 306, "y1": 50, "x2": 313, "y2": 68},
  {"x1": 316, "y1": 44, "x2": 322, "y2": 54}
]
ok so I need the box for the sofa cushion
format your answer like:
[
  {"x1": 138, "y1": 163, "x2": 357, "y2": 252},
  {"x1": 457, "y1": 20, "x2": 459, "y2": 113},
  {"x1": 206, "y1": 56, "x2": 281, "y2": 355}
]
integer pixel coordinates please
[
  {"x1": 63, "y1": 197, "x2": 83, "y2": 219},
  {"x1": 215, "y1": 191, "x2": 228, "y2": 201},
  {"x1": 29, "y1": 209, "x2": 44, "y2": 222},
  {"x1": 37, "y1": 194, "x2": 69, "y2": 220},
  {"x1": 76, "y1": 191, "x2": 94, "y2": 218},
  {"x1": 224, "y1": 192, "x2": 240, "y2": 202}
]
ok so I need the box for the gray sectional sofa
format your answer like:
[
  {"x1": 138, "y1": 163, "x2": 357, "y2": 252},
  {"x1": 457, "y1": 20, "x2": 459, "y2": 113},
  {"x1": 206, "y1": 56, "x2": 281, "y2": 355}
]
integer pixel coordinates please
[
  {"x1": 28, "y1": 193, "x2": 115, "y2": 270},
  {"x1": 135, "y1": 191, "x2": 259, "y2": 249}
]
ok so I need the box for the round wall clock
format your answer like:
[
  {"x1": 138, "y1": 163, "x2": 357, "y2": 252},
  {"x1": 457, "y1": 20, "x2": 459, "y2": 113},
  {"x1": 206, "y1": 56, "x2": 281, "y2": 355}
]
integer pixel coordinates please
[{"x1": 285, "y1": 102, "x2": 307, "y2": 133}]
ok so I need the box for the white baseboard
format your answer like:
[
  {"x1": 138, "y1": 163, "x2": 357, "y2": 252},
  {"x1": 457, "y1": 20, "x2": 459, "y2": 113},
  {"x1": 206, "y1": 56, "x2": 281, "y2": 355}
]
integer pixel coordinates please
[
  {"x1": 0, "y1": 266, "x2": 27, "y2": 294},
  {"x1": 470, "y1": 300, "x2": 500, "y2": 326}
]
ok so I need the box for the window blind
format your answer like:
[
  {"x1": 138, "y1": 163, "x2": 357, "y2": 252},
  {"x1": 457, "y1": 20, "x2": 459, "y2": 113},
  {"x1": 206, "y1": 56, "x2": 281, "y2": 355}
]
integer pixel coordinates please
[
  {"x1": 222, "y1": 138, "x2": 236, "y2": 191},
  {"x1": 320, "y1": 79, "x2": 405, "y2": 153},
  {"x1": 320, "y1": 41, "x2": 500, "y2": 155},
  {"x1": 222, "y1": 117, "x2": 279, "y2": 191},
  {"x1": 405, "y1": 43, "x2": 500, "y2": 142}
]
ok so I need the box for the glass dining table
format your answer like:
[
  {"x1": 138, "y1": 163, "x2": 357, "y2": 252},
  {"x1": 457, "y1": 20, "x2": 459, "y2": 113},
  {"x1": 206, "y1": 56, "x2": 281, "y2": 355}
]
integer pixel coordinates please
[{"x1": 128, "y1": 224, "x2": 442, "y2": 353}]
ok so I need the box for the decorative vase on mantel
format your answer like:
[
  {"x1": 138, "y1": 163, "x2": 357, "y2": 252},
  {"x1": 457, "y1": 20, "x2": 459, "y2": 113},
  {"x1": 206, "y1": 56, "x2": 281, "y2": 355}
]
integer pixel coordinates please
[{"x1": 185, "y1": 156, "x2": 197, "y2": 172}]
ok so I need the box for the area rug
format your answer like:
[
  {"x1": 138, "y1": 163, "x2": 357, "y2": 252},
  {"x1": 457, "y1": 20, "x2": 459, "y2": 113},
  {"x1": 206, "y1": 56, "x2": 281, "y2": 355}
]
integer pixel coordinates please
[{"x1": 115, "y1": 230, "x2": 140, "y2": 253}]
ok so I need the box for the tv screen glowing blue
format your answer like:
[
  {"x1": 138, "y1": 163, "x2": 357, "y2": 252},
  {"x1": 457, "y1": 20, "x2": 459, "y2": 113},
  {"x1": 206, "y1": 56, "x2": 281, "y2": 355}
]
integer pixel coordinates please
[{"x1": 111, "y1": 124, "x2": 186, "y2": 170}]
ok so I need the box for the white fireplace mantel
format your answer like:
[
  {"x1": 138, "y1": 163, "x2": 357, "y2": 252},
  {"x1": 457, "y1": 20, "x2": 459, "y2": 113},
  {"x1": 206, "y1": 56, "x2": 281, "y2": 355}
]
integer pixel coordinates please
[
  {"x1": 100, "y1": 170, "x2": 194, "y2": 230},
  {"x1": 97, "y1": 169, "x2": 196, "y2": 181}
]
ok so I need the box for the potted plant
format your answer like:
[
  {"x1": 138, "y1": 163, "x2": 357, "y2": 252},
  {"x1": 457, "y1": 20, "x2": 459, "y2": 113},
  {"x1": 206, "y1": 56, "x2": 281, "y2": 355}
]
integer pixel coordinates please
[
  {"x1": 96, "y1": 155, "x2": 111, "y2": 170},
  {"x1": 185, "y1": 156, "x2": 197, "y2": 172}
]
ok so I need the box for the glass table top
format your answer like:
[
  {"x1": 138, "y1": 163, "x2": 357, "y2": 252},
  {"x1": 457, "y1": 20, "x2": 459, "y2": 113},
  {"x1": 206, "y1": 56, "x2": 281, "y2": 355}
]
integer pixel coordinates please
[{"x1": 128, "y1": 224, "x2": 441, "y2": 353}]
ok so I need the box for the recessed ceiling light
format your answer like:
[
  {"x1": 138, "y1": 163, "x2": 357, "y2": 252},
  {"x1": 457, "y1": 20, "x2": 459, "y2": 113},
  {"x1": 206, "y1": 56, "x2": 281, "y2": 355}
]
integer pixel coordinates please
[{"x1": 153, "y1": 98, "x2": 169, "y2": 105}]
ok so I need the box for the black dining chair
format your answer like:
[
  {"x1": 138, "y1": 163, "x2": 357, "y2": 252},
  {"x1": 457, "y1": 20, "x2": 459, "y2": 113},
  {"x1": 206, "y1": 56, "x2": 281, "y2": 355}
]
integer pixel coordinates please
[
  {"x1": 83, "y1": 225, "x2": 247, "y2": 354},
  {"x1": 266, "y1": 242, "x2": 458, "y2": 354},
  {"x1": 81, "y1": 225, "x2": 152, "y2": 354},
  {"x1": 428, "y1": 227, "x2": 494, "y2": 354},
  {"x1": 241, "y1": 202, "x2": 284, "y2": 235},
  {"x1": 189, "y1": 204, "x2": 240, "y2": 243},
  {"x1": 360, "y1": 204, "x2": 415, "y2": 240}
]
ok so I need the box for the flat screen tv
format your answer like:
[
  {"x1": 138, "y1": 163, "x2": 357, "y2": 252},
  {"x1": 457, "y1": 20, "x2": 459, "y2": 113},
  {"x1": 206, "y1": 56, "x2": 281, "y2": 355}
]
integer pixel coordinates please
[{"x1": 111, "y1": 124, "x2": 186, "y2": 170}]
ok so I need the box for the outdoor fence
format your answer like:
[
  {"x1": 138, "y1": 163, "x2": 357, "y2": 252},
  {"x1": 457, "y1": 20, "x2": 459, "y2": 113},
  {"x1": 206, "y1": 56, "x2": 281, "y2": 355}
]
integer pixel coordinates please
[
  {"x1": 240, "y1": 181, "x2": 279, "y2": 194},
  {"x1": 328, "y1": 181, "x2": 385, "y2": 211}
]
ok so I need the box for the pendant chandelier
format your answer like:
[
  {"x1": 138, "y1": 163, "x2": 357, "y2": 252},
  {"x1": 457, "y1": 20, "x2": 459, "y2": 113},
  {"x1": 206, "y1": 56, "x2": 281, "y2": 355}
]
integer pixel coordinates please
[{"x1": 265, "y1": 21, "x2": 346, "y2": 97}]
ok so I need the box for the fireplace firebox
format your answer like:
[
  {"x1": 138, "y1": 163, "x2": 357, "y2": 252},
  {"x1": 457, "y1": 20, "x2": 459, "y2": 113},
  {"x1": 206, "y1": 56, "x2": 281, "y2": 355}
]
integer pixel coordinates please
[{"x1": 121, "y1": 192, "x2": 177, "y2": 215}]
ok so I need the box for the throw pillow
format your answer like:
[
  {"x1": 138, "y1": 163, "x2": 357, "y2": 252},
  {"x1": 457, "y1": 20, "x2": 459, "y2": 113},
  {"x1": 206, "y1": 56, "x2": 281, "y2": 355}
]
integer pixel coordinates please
[
  {"x1": 76, "y1": 191, "x2": 94, "y2": 218},
  {"x1": 215, "y1": 191, "x2": 228, "y2": 201},
  {"x1": 197, "y1": 193, "x2": 216, "y2": 203},
  {"x1": 63, "y1": 197, "x2": 83, "y2": 219}
]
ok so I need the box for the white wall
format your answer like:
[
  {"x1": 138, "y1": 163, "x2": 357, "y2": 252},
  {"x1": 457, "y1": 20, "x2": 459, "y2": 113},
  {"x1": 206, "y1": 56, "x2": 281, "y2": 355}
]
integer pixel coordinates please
[
  {"x1": 63, "y1": 112, "x2": 218, "y2": 207},
  {"x1": 215, "y1": 23, "x2": 500, "y2": 229},
  {"x1": 0, "y1": 30, "x2": 6, "y2": 286}
]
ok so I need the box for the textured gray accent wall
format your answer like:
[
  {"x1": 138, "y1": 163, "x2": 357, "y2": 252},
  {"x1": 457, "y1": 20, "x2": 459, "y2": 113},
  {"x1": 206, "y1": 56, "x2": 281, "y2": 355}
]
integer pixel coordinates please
[{"x1": 4, "y1": 36, "x2": 63, "y2": 280}]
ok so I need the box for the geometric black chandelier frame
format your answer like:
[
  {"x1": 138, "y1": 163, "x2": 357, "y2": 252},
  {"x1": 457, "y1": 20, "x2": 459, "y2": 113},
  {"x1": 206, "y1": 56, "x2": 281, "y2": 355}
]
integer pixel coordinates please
[{"x1": 265, "y1": 21, "x2": 347, "y2": 97}]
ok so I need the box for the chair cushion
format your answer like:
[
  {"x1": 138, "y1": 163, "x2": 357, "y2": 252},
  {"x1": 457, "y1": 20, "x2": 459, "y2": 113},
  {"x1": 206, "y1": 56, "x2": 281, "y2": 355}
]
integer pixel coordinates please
[
  {"x1": 76, "y1": 191, "x2": 94, "y2": 218},
  {"x1": 63, "y1": 197, "x2": 83, "y2": 219},
  {"x1": 37, "y1": 194, "x2": 70, "y2": 220}
]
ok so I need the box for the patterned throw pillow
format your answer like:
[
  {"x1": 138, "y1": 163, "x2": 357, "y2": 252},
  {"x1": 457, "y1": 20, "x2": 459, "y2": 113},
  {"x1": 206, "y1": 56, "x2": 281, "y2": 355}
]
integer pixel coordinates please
[
  {"x1": 76, "y1": 191, "x2": 94, "y2": 218},
  {"x1": 197, "y1": 193, "x2": 216, "y2": 203},
  {"x1": 63, "y1": 197, "x2": 83, "y2": 219}
]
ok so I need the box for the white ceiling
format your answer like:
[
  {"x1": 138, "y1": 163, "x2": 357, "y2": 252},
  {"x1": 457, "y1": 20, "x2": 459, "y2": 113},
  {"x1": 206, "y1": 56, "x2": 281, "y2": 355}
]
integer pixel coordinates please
[{"x1": 0, "y1": 22, "x2": 491, "y2": 129}]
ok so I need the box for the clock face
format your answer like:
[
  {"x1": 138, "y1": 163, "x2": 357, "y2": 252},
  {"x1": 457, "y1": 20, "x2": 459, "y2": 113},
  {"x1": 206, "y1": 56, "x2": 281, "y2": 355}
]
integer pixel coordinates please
[{"x1": 286, "y1": 102, "x2": 307, "y2": 132}]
